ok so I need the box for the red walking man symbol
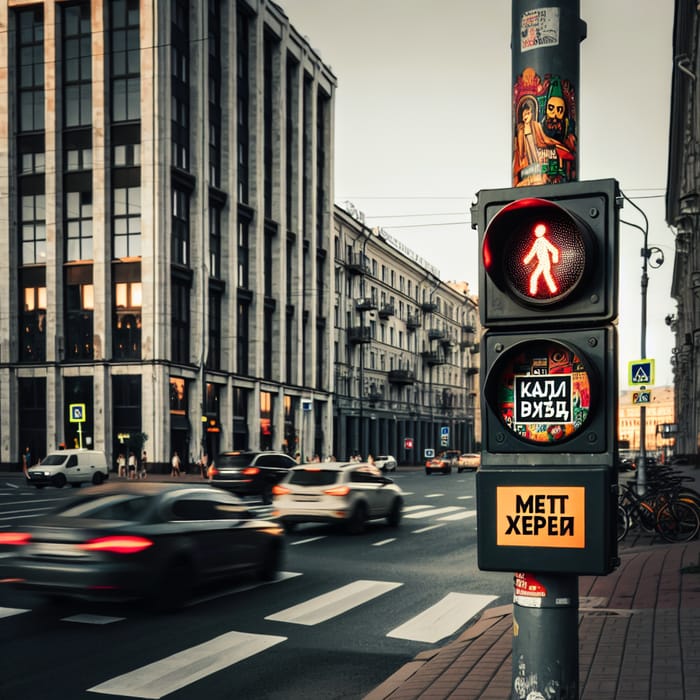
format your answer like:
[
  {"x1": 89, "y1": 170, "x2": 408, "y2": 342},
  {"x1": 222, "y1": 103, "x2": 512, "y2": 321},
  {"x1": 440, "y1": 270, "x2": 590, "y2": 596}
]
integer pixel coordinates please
[{"x1": 523, "y1": 224, "x2": 559, "y2": 295}]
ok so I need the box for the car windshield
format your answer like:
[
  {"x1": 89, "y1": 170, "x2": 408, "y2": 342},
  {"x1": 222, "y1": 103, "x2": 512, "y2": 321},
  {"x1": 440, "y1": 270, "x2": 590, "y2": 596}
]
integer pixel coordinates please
[
  {"x1": 59, "y1": 494, "x2": 154, "y2": 521},
  {"x1": 216, "y1": 454, "x2": 254, "y2": 467},
  {"x1": 288, "y1": 469, "x2": 339, "y2": 486},
  {"x1": 40, "y1": 454, "x2": 69, "y2": 466}
]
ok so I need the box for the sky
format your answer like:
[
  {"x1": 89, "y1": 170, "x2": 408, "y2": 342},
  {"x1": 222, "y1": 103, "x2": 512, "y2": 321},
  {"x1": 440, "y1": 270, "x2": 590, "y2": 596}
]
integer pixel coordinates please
[{"x1": 280, "y1": 0, "x2": 676, "y2": 387}]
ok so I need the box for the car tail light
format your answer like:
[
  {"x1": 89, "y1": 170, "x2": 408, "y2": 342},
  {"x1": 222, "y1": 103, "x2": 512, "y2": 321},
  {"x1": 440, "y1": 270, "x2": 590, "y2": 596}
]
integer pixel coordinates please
[
  {"x1": 0, "y1": 532, "x2": 32, "y2": 546},
  {"x1": 79, "y1": 536, "x2": 154, "y2": 554},
  {"x1": 272, "y1": 484, "x2": 291, "y2": 496},
  {"x1": 242, "y1": 467, "x2": 260, "y2": 476},
  {"x1": 324, "y1": 485, "x2": 351, "y2": 496}
]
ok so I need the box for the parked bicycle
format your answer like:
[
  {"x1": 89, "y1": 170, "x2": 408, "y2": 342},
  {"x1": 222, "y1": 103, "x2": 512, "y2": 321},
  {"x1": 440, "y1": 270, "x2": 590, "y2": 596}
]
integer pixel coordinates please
[{"x1": 617, "y1": 471, "x2": 700, "y2": 543}]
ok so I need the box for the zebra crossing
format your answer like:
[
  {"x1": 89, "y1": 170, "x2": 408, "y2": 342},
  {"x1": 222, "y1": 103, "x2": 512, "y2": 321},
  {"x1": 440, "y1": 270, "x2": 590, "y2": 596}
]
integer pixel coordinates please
[{"x1": 0, "y1": 572, "x2": 498, "y2": 699}]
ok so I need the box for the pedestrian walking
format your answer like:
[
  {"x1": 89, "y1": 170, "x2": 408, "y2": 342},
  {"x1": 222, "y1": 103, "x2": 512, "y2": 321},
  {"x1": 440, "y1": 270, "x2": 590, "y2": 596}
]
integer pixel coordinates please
[
  {"x1": 139, "y1": 450, "x2": 148, "y2": 479},
  {"x1": 171, "y1": 450, "x2": 182, "y2": 477},
  {"x1": 116, "y1": 452, "x2": 126, "y2": 477},
  {"x1": 127, "y1": 451, "x2": 137, "y2": 479},
  {"x1": 21, "y1": 446, "x2": 31, "y2": 477}
]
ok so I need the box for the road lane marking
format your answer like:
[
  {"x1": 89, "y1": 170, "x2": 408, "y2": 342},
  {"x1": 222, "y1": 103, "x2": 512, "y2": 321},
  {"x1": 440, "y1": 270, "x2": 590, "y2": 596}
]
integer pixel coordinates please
[
  {"x1": 372, "y1": 538, "x2": 397, "y2": 546},
  {"x1": 387, "y1": 592, "x2": 498, "y2": 643},
  {"x1": 88, "y1": 631, "x2": 286, "y2": 698},
  {"x1": 265, "y1": 579, "x2": 402, "y2": 626},
  {"x1": 425, "y1": 493, "x2": 444, "y2": 498},
  {"x1": 190, "y1": 571, "x2": 302, "y2": 605},
  {"x1": 290, "y1": 536, "x2": 326, "y2": 545},
  {"x1": 63, "y1": 614, "x2": 125, "y2": 625},
  {"x1": 0, "y1": 607, "x2": 29, "y2": 619},
  {"x1": 412, "y1": 523, "x2": 447, "y2": 534},
  {"x1": 457, "y1": 495, "x2": 473, "y2": 500},
  {"x1": 404, "y1": 506, "x2": 463, "y2": 519},
  {"x1": 439, "y1": 509, "x2": 477, "y2": 521}
]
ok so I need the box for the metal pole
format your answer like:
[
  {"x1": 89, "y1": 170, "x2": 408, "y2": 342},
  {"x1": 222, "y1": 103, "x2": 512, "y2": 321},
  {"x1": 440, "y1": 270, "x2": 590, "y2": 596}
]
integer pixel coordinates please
[{"x1": 510, "y1": 2, "x2": 586, "y2": 696}]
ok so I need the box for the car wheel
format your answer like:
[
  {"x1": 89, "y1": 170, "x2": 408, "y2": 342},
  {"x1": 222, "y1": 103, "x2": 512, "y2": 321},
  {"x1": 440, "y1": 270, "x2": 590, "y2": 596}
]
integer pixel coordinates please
[
  {"x1": 152, "y1": 558, "x2": 194, "y2": 612},
  {"x1": 92, "y1": 472, "x2": 105, "y2": 486},
  {"x1": 283, "y1": 521, "x2": 297, "y2": 534},
  {"x1": 386, "y1": 498, "x2": 403, "y2": 527},
  {"x1": 346, "y1": 502, "x2": 367, "y2": 535},
  {"x1": 258, "y1": 543, "x2": 283, "y2": 581},
  {"x1": 458, "y1": 467, "x2": 464, "y2": 473},
  {"x1": 425, "y1": 469, "x2": 431, "y2": 475},
  {"x1": 52, "y1": 473, "x2": 67, "y2": 488}
]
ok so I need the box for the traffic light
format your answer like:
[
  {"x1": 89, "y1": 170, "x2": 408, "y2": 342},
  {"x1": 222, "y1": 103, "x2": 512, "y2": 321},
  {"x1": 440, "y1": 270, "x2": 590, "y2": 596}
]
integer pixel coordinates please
[{"x1": 472, "y1": 178, "x2": 620, "y2": 575}]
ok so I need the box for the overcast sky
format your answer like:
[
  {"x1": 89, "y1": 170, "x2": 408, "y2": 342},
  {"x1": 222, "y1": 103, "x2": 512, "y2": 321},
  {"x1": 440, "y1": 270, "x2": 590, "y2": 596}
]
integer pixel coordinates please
[{"x1": 280, "y1": 0, "x2": 676, "y2": 387}]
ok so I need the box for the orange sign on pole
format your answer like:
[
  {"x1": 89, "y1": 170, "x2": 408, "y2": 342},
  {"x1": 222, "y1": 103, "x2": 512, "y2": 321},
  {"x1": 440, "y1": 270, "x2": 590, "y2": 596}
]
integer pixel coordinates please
[{"x1": 496, "y1": 485, "x2": 585, "y2": 548}]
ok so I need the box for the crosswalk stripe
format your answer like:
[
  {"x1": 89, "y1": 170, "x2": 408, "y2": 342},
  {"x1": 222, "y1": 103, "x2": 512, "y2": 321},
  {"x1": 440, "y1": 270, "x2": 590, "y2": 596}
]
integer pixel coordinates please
[
  {"x1": 88, "y1": 631, "x2": 286, "y2": 699},
  {"x1": 387, "y1": 592, "x2": 497, "y2": 643},
  {"x1": 412, "y1": 523, "x2": 446, "y2": 534},
  {"x1": 265, "y1": 579, "x2": 402, "y2": 626},
  {"x1": 403, "y1": 504, "x2": 434, "y2": 513},
  {"x1": 439, "y1": 509, "x2": 477, "y2": 521},
  {"x1": 0, "y1": 607, "x2": 29, "y2": 619},
  {"x1": 404, "y1": 506, "x2": 463, "y2": 519},
  {"x1": 290, "y1": 536, "x2": 326, "y2": 545},
  {"x1": 63, "y1": 614, "x2": 125, "y2": 625}
]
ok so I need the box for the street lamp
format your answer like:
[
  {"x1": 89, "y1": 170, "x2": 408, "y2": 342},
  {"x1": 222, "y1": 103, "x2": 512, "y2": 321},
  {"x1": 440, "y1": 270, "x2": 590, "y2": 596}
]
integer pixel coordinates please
[{"x1": 621, "y1": 192, "x2": 665, "y2": 493}]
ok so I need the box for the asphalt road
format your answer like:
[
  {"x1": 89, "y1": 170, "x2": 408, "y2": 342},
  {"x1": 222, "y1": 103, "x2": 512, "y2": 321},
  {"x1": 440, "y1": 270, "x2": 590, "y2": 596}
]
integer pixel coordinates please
[{"x1": 0, "y1": 469, "x2": 513, "y2": 700}]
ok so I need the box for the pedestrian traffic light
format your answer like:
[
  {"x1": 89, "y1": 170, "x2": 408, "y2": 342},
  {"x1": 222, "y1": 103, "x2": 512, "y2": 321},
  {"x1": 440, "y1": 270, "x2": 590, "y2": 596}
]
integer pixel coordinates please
[
  {"x1": 471, "y1": 179, "x2": 620, "y2": 575},
  {"x1": 472, "y1": 178, "x2": 620, "y2": 466}
]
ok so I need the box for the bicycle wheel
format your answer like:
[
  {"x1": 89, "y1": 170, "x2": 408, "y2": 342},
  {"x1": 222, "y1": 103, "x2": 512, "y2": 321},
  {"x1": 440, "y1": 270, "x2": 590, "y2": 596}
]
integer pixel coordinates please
[
  {"x1": 617, "y1": 503, "x2": 629, "y2": 542},
  {"x1": 656, "y1": 500, "x2": 700, "y2": 543}
]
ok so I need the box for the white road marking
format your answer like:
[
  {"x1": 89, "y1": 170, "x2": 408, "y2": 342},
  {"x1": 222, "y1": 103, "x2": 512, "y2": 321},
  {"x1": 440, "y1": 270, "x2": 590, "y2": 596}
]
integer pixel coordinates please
[
  {"x1": 63, "y1": 614, "x2": 125, "y2": 625},
  {"x1": 404, "y1": 506, "x2": 463, "y2": 519},
  {"x1": 388, "y1": 592, "x2": 497, "y2": 643},
  {"x1": 88, "y1": 631, "x2": 286, "y2": 698},
  {"x1": 0, "y1": 607, "x2": 29, "y2": 619},
  {"x1": 412, "y1": 523, "x2": 447, "y2": 534},
  {"x1": 372, "y1": 538, "x2": 397, "y2": 546},
  {"x1": 290, "y1": 536, "x2": 326, "y2": 545},
  {"x1": 424, "y1": 493, "x2": 444, "y2": 498},
  {"x1": 403, "y1": 504, "x2": 434, "y2": 513},
  {"x1": 265, "y1": 579, "x2": 402, "y2": 626},
  {"x1": 189, "y1": 571, "x2": 302, "y2": 605},
  {"x1": 439, "y1": 509, "x2": 477, "y2": 521},
  {"x1": 457, "y1": 495, "x2": 473, "y2": 500}
]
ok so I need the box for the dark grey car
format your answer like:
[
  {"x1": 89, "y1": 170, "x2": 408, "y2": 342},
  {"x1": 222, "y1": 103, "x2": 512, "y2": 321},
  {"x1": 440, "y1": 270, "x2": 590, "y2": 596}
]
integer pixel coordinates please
[
  {"x1": 0, "y1": 482, "x2": 284, "y2": 610},
  {"x1": 208, "y1": 451, "x2": 297, "y2": 503}
]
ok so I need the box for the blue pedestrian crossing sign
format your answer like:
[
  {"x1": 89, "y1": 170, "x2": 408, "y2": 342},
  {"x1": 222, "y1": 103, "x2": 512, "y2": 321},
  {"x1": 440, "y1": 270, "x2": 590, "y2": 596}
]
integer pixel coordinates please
[
  {"x1": 628, "y1": 359, "x2": 655, "y2": 387},
  {"x1": 69, "y1": 403, "x2": 86, "y2": 423}
]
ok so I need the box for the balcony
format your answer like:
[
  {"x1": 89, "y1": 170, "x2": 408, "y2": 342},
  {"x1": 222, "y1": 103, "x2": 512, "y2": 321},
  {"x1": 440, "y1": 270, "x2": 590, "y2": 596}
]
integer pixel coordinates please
[
  {"x1": 356, "y1": 296, "x2": 378, "y2": 312},
  {"x1": 348, "y1": 326, "x2": 372, "y2": 344},
  {"x1": 347, "y1": 254, "x2": 370, "y2": 275},
  {"x1": 378, "y1": 303, "x2": 395, "y2": 319},
  {"x1": 428, "y1": 327, "x2": 445, "y2": 341},
  {"x1": 420, "y1": 300, "x2": 438, "y2": 313},
  {"x1": 406, "y1": 313, "x2": 422, "y2": 330},
  {"x1": 421, "y1": 350, "x2": 446, "y2": 366},
  {"x1": 388, "y1": 368, "x2": 416, "y2": 385}
]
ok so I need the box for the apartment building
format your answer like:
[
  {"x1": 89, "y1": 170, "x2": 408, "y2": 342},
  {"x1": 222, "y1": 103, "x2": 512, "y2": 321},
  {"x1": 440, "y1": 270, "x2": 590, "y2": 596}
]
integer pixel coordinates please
[{"x1": 333, "y1": 204, "x2": 481, "y2": 464}]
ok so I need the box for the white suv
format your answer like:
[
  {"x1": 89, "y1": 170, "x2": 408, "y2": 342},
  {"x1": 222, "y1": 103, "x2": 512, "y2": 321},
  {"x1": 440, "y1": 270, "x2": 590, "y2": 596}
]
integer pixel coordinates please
[{"x1": 272, "y1": 462, "x2": 404, "y2": 534}]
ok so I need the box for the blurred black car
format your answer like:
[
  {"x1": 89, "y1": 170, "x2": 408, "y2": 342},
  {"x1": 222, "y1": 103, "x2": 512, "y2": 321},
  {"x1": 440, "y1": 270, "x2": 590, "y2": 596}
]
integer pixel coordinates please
[
  {"x1": 0, "y1": 482, "x2": 284, "y2": 610},
  {"x1": 208, "y1": 451, "x2": 297, "y2": 502}
]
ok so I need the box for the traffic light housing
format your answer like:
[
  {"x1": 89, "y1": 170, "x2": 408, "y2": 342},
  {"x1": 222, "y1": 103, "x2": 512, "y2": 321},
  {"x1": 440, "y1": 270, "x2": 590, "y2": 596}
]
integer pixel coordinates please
[{"x1": 472, "y1": 179, "x2": 620, "y2": 575}]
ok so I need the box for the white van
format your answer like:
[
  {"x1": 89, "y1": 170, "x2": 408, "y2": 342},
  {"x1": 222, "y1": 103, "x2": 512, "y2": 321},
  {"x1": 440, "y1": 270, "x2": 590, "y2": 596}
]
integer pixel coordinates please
[{"x1": 27, "y1": 449, "x2": 109, "y2": 489}]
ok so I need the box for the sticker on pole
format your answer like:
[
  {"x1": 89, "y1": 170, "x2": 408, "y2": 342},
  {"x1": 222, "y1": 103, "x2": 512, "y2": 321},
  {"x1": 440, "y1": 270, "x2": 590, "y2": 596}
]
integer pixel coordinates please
[{"x1": 487, "y1": 339, "x2": 592, "y2": 445}]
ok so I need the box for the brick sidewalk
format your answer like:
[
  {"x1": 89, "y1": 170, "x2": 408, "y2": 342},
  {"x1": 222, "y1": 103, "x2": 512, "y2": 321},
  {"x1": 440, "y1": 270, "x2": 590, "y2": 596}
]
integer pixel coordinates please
[{"x1": 366, "y1": 539, "x2": 700, "y2": 700}]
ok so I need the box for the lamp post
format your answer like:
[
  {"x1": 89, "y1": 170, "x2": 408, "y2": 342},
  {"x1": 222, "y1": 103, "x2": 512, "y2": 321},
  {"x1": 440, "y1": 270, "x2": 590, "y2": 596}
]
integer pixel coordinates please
[{"x1": 621, "y1": 192, "x2": 664, "y2": 494}]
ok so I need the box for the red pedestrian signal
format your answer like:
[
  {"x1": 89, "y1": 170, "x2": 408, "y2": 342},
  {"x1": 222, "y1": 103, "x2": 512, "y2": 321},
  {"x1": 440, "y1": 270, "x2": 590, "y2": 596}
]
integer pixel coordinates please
[{"x1": 477, "y1": 180, "x2": 618, "y2": 327}]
